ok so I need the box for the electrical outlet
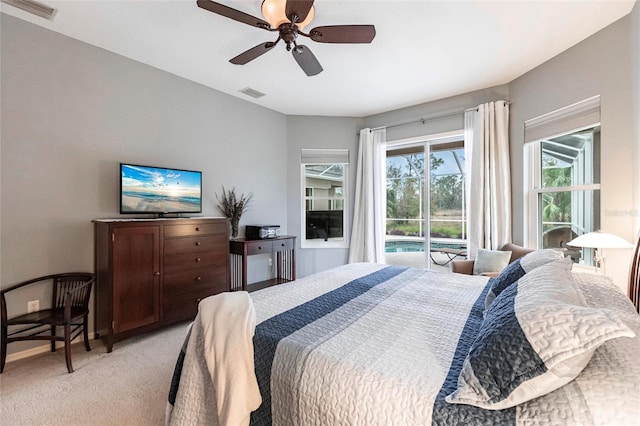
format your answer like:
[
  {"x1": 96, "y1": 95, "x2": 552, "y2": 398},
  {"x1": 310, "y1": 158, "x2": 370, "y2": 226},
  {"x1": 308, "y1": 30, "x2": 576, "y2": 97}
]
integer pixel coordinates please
[
  {"x1": 268, "y1": 257, "x2": 273, "y2": 267},
  {"x1": 27, "y1": 300, "x2": 39, "y2": 313}
]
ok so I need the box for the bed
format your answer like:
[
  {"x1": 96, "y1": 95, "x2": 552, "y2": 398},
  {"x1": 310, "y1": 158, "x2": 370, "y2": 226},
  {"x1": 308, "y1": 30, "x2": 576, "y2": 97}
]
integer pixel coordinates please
[{"x1": 166, "y1": 249, "x2": 640, "y2": 426}]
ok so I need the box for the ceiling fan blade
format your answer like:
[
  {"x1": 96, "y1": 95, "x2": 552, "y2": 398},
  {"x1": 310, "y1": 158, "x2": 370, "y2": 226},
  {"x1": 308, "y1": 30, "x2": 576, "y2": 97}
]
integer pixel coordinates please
[
  {"x1": 230, "y1": 42, "x2": 277, "y2": 65},
  {"x1": 292, "y1": 45, "x2": 323, "y2": 76},
  {"x1": 310, "y1": 25, "x2": 376, "y2": 43},
  {"x1": 285, "y1": 0, "x2": 314, "y2": 23},
  {"x1": 197, "y1": 0, "x2": 270, "y2": 29}
]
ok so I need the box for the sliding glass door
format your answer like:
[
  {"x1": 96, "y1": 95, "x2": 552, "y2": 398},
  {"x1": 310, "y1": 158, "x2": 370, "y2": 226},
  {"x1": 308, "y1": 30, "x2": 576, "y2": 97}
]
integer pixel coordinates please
[
  {"x1": 429, "y1": 145, "x2": 467, "y2": 267},
  {"x1": 384, "y1": 135, "x2": 466, "y2": 270},
  {"x1": 386, "y1": 149, "x2": 426, "y2": 266}
]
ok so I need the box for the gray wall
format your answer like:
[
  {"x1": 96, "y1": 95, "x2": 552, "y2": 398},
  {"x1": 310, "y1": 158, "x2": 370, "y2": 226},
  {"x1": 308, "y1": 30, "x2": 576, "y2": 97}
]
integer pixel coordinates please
[
  {"x1": 362, "y1": 85, "x2": 510, "y2": 142},
  {"x1": 286, "y1": 115, "x2": 363, "y2": 277},
  {"x1": 284, "y1": 86, "x2": 510, "y2": 278},
  {"x1": 358, "y1": 4, "x2": 640, "y2": 291},
  {"x1": 632, "y1": 3, "x2": 640, "y2": 234},
  {"x1": 1, "y1": 14, "x2": 288, "y2": 355},
  {"x1": 510, "y1": 4, "x2": 640, "y2": 290}
]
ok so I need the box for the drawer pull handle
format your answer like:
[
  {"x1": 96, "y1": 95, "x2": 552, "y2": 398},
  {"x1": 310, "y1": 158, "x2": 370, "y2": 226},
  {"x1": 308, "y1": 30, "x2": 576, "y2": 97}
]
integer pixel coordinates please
[
  {"x1": 195, "y1": 227, "x2": 200, "y2": 232},
  {"x1": 258, "y1": 246, "x2": 262, "y2": 250},
  {"x1": 154, "y1": 271, "x2": 160, "y2": 276},
  {"x1": 196, "y1": 257, "x2": 202, "y2": 262},
  {"x1": 195, "y1": 241, "x2": 201, "y2": 246},
  {"x1": 281, "y1": 243, "x2": 285, "y2": 247},
  {"x1": 195, "y1": 276, "x2": 202, "y2": 281}
]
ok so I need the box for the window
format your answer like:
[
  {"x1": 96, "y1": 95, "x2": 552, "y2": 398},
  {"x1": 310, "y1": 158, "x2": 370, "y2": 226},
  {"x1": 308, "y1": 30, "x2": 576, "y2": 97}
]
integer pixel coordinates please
[
  {"x1": 386, "y1": 142, "x2": 466, "y2": 243},
  {"x1": 301, "y1": 149, "x2": 349, "y2": 248},
  {"x1": 525, "y1": 97, "x2": 601, "y2": 266}
]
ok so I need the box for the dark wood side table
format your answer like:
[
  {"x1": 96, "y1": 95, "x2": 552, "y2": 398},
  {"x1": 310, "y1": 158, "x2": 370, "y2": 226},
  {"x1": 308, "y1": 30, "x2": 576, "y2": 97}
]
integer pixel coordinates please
[{"x1": 229, "y1": 236, "x2": 296, "y2": 291}]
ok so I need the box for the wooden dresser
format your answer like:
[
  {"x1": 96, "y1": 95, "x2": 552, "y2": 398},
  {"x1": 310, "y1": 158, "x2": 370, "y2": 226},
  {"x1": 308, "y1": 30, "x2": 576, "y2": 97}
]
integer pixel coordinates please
[{"x1": 93, "y1": 217, "x2": 229, "y2": 352}]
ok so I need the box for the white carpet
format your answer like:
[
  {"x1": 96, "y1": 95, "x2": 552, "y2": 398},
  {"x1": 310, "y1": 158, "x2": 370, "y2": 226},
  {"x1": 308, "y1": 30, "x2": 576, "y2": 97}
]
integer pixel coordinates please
[{"x1": 0, "y1": 322, "x2": 190, "y2": 426}]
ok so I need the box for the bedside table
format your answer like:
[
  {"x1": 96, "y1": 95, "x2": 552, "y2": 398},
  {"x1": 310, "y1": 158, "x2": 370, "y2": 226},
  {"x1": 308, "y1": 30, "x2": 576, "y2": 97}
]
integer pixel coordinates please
[{"x1": 229, "y1": 236, "x2": 296, "y2": 291}]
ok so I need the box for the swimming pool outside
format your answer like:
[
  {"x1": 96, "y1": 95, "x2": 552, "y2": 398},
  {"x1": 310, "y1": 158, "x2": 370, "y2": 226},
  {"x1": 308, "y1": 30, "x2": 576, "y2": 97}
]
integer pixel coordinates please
[
  {"x1": 385, "y1": 240, "x2": 424, "y2": 253},
  {"x1": 385, "y1": 239, "x2": 467, "y2": 253}
]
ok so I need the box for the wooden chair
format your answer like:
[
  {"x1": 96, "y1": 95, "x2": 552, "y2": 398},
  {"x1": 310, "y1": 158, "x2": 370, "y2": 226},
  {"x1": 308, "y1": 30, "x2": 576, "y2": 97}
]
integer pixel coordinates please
[{"x1": 1, "y1": 273, "x2": 95, "y2": 373}]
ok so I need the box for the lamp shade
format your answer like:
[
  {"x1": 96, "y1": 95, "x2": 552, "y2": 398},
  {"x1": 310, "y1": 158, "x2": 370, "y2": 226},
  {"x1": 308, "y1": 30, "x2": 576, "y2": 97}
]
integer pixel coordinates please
[
  {"x1": 567, "y1": 231, "x2": 633, "y2": 249},
  {"x1": 261, "y1": 0, "x2": 315, "y2": 30}
]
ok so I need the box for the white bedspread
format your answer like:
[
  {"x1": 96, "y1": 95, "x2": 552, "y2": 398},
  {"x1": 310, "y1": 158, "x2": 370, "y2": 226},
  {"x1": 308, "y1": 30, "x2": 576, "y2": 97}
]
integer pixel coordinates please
[{"x1": 167, "y1": 263, "x2": 640, "y2": 426}]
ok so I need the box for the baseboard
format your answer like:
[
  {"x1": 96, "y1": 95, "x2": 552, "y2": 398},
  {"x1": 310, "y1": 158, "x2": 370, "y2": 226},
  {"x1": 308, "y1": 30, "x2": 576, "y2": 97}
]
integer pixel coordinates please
[{"x1": 5, "y1": 332, "x2": 97, "y2": 364}]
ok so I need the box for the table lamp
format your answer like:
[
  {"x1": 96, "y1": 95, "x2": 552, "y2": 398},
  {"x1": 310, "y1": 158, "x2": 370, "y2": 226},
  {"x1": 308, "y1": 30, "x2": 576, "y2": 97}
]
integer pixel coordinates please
[{"x1": 567, "y1": 231, "x2": 633, "y2": 274}]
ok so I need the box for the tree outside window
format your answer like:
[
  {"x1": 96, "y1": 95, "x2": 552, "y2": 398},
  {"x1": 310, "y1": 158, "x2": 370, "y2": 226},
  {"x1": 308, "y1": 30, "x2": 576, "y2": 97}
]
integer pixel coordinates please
[{"x1": 386, "y1": 146, "x2": 465, "y2": 240}]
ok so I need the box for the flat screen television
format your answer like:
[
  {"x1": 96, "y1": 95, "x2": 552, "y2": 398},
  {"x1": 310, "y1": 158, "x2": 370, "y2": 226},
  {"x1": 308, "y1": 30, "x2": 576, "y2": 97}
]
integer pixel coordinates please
[
  {"x1": 120, "y1": 163, "x2": 202, "y2": 215},
  {"x1": 306, "y1": 210, "x2": 343, "y2": 241}
]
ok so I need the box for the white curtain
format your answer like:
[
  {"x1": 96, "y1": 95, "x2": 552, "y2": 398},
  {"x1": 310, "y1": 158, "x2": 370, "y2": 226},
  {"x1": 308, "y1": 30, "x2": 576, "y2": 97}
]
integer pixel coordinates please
[
  {"x1": 465, "y1": 101, "x2": 511, "y2": 257},
  {"x1": 348, "y1": 128, "x2": 387, "y2": 263}
]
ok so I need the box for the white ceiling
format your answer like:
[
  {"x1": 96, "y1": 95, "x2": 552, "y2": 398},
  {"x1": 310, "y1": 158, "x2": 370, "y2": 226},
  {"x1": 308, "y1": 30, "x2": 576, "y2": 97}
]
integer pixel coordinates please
[{"x1": 1, "y1": 0, "x2": 635, "y2": 117}]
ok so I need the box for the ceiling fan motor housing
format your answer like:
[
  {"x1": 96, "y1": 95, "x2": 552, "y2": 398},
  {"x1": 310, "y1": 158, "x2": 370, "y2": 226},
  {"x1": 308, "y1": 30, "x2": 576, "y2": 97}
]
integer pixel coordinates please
[{"x1": 279, "y1": 23, "x2": 299, "y2": 50}]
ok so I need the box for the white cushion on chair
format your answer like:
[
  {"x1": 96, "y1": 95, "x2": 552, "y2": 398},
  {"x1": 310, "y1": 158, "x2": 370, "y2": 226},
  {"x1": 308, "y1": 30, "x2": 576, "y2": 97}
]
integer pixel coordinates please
[{"x1": 472, "y1": 249, "x2": 512, "y2": 275}]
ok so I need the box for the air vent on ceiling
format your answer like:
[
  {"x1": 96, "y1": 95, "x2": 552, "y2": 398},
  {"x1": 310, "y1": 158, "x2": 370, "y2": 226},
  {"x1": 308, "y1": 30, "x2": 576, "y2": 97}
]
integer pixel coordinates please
[
  {"x1": 239, "y1": 87, "x2": 266, "y2": 99},
  {"x1": 1, "y1": 0, "x2": 57, "y2": 20}
]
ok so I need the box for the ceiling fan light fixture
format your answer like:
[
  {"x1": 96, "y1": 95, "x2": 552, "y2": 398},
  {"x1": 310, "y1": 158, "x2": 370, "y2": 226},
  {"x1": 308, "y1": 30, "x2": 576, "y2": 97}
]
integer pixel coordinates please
[
  {"x1": 196, "y1": 0, "x2": 374, "y2": 76},
  {"x1": 261, "y1": 0, "x2": 314, "y2": 30}
]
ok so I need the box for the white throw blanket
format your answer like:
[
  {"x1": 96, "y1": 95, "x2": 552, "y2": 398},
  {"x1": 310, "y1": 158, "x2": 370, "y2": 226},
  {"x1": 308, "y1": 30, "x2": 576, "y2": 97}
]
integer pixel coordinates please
[{"x1": 167, "y1": 291, "x2": 261, "y2": 426}]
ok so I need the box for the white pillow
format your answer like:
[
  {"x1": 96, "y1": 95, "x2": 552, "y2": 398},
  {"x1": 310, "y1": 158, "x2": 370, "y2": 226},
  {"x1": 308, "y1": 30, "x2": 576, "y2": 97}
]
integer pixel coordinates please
[
  {"x1": 484, "y1": 248, "x2": 565, "y2": 310},
  {"x1": 446, "y1": 257, "x2": 635, "y2": 410},
  {"x1": 472, "y1": 249, "x2": 512, "y2": 275}
]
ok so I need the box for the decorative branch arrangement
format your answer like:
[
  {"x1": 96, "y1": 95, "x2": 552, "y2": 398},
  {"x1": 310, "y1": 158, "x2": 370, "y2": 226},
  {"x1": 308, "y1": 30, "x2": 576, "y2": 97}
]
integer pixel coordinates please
[{"x1": 215, "y1": 186, "x2": 253, "y2": 238}]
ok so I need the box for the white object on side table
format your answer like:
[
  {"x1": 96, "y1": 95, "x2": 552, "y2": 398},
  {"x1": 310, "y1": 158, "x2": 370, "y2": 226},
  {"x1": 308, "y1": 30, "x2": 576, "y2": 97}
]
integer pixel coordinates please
[{"x1": 567, "y1": 231, "x2": 633, "y2": 275}]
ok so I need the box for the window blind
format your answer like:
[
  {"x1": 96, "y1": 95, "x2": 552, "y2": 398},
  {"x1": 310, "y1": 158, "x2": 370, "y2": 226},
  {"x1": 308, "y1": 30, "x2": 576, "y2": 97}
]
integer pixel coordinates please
[
  {"x1": 524, "y1": 95, "x2": 601, "y2": 144},
  {"x1": 301, "y1": 148, "x2": 349, "y2": 164}
]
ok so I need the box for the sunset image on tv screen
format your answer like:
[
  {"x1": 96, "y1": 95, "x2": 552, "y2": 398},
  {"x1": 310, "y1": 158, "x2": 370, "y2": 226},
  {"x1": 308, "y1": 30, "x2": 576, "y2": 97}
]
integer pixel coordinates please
[{"x1": 120, "y1": 164, "x2": 202, "y2": 213}]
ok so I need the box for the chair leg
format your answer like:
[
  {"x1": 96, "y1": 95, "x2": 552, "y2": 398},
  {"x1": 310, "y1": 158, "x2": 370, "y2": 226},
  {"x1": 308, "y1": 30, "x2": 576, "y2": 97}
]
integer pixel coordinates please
[
  {"x1": 1, "y1": 325, "x2": 7, "y2": 373},
  {"x1": 64, "y1": 323, "x2": 73, "y2": 373},
  {"x1": 51, "y1": 324, "x2": 56, "y2": 353},
  {"x1": 83, "y1": 315, "x2": 91, "y2": 352}
]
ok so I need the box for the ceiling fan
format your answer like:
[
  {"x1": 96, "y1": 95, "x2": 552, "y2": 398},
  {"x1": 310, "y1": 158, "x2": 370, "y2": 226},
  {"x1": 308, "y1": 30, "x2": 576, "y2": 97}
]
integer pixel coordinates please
[{"x1": 196, "y1": 0, "x2": 376, "y2": 76}]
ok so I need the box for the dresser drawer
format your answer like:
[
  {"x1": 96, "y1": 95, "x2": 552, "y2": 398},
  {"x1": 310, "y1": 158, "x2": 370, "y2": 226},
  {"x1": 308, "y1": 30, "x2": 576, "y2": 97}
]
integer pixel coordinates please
[
  {"x1": 162, "y1": 284, "x2": 227, "y2": 323},
  {"x1": 273, "y1": 238, "x2": 294, "y2": 251},
  {"x1": 246, "y1": 240, "x2": 274, "y2": 255},
  {"x1": 163, "y1": 264, "x2": 228, "y2": 294},
  {"x1": 164, "y1": 235, "x2": 226, "y2": 254},
  {"x1": 164, "y1": 250, "x2": 227, "y2": 275},
  {"x1": 164, "y1": 221, "x2": 227, "y2": 238}
]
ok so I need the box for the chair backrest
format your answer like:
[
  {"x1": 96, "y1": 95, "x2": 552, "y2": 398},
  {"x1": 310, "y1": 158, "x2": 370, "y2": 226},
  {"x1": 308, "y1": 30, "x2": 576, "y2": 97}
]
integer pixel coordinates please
[
  {"x1": 499, "y1": 243, "x2": 535, "y2": 263},
  {"x1": 52, "y1": 273, "x2": 95, "y2": 309}
]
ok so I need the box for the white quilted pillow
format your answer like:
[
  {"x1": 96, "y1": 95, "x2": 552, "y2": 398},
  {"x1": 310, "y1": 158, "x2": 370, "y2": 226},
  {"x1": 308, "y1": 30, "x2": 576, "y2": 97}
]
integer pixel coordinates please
[
  {"x1": 484, "y1": 248, "x2": 565, "y2": 311},
  {"x1": 446, "y1": 257, "x2": 636, "y2": 410}
]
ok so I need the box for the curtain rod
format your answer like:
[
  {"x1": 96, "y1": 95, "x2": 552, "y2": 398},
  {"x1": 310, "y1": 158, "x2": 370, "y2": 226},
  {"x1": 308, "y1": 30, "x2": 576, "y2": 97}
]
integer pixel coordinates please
[
  {"x1": 365, "y1": 100, "x2": 511, "y2": 133},
  {"x1": 370, "y1": 110, "x2": 466, "y2": 132}
]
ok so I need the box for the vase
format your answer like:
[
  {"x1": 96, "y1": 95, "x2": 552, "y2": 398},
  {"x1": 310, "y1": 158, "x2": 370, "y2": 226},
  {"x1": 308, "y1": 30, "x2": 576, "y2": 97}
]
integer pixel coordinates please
[{"x1": 230, "y1": 218, "x2": 239, "y2": 239}]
